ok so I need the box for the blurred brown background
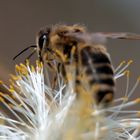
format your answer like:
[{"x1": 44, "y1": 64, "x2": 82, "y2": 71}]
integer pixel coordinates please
[{"x1": 0, "y1": 0, "x2": 140, "y2": 99}]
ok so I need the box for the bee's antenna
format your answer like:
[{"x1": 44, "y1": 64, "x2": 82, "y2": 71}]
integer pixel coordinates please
[
  {"x1": 26, "y1": 49, "x2": 37, "y2": 60},
  {"x1": 13, "y1": 45, "x2": 37, "y2": 60}
]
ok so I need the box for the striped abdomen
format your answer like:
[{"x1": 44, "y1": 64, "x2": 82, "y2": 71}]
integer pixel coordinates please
[{"x1": 79, "y1": 45, "x2": 115, "y2": 104}]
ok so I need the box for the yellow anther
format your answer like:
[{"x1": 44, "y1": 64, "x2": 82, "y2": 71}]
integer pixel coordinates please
[
  {"x1": 40, "y1": 61, "x2": 43, "y2": 68},
  {"x1": 124, "y1": 70, "x2": 130, "y2": 77},
  {"x1": 36, "y1": 60, "x2": 43, "y2": 68},
  {"x1": 120, "y1": 60, "x2": 126, "y2": 65},
  {"x1": 0, "y1": 118, "x2": 5, "y2": 124},
  {"x1": 31, "y1": 65, "x2": 35, "y2": 72},
  {"x1": 0, "y1": 92, "x2": 8, "y2": 99},
  {"x1": 9, "y1": 79, "x2": 13, "y2": 83},
  {"x1": 15, "y1": 64, "x2": 27, "y2": 75},
  {"x1": 36, "y1": 60, "x2": 39, "y2": 63},
  {"x1": 9, "y1": 86, "x2": 15, "y2": 93},
  {"x1": 9, "y1": 89, "x2": 15, "y2": 93},
  {"x1": 9, "y1": 79, "x2": 16, "y2": 87},
  {"x1": 122, "y1": 96, "x2": 128, "y2": 102},
  {"x1": 20, "y1": 63, "x2": 26, "y2": 68},
  {"x1": 25, "y1": 59, "x2": 29, "y2": 66},
  {"x1": 0, "y1": 80, "x2": 3, "y2": 84},
  {"x1": 128, "y1": 60, "x2": 133, "y2": 65},
  {"x1": 137, "y1": 76, "x2": 140, "y2": 81},
  {"x1": 134, "y1": 98, "x2": 140, "y2": 103},
  {"x1": 137, "y1": 111, "x2": 140, "y2": 117},
  {"x1": 40, "y1": 64, "x2": 43, "y2": 69},
  {"x1": 36, "y1": 60, "x2": 39, "y2": 66},
  {"x1": 0, "y1": 97, "x2": 4, "y2": 102},
  {"x1": 15, "y1": 64, "x2": 21, "y2": 71},
  {"x1": 123, "y1": 70, "x2": 130, "y2": 77},
  {"x1": 9, "y1": 85, "x2": 14, "y2": 89},
  {"x1": 10, "y1": 74, "x2": 21, "y2": 81}
]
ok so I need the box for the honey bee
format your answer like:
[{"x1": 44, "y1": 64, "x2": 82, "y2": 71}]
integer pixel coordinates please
[{"x1": 13, "y1": 24, "x2": 140, "y2": 105}]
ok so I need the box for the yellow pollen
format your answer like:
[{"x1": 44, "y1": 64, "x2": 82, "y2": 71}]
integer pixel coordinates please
[
  {"x1": 125, "y1": 70, "x2": 130, "y2": 77},
  {"x1": 0, "y1": 92, "x2": 7, "y2": 99},
  {"x1": 15, "y1": 64, "x2": 28, "y2": 75},
  {"x1": 20, "y1": 63, "x2": 26, "y2": 68},
  {"x1": 122, "y1": 96, "x2": 128, "y2": 102},
  {"x1": 120, "y1": 60, "x2": 126, "y2": 65},
  {"x1": 137, "y1": 76, "x2": 140, "y2": 81},
  {"x1": 15, "y1": 64, "x2": 21, "y2": 71},
  {"x1": 128, "y1": 60, "x2": 133, "y2": 65},
  {"x1": 9, "y1": 89, "x2": 15, "y2": 93},
  {"x1": 10, "y1": 74, "x2": 21, "y2": 81},
  {"x1": 137, "y1": 111, "x2": 140, "y2": 117},
  {"x1": 0, "y1": 80, "x2": 3, "y2": 84},
  {"x1": 134, "y1": 98, "x2": 140, "y2": 103},
  {"x1": 25, "y1": 59, "x2": 30, "y2": 66},
  {"x1": 36, "y1": 60, "x2": 43, "y2": 68},
  {"x1": 31, "y1": 65, "x2": 35, "y2": 72},
  {"x1": 0, "y1": 97, "x2": 4, "y2": 102},
  {"x1": 36, "y1": 60, "x2": 39, "y2": 64},
  {"x1": 36, "y1": 60, "x2": 40, "y2": 65},
  {"x1": 40, "y1": 62, "x2": 43, "y2": 68},
  {"x1": 0, "y1": 118, "x2": 5, "y2": 124},
  {"x1": 21, "y1": 69, "x2": 28, "y2": 75},
  {"x1": 9, "y1": 86, "x2": 15, "y2": 93}
]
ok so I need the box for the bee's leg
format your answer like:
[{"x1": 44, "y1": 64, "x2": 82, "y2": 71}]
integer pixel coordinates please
[
  {"x1": 25, "y1": 49, "x2": 36, "y2": 62},
  {"x1": 45, "y1": 60, "x2": 58, "y2": 89},
  {"x1": 51, "y1": 73, "x2": 57, "y2": 89}
]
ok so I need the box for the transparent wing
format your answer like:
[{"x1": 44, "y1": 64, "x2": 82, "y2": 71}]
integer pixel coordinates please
[
  {"x1": 65, "y1": 32, "x2": 140, "y2": 44},
  {"x1": 98, "y1": 32, "x2": 140, "y2": 40}
]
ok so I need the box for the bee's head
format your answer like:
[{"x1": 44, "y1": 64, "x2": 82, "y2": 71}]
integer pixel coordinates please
[
  {"x1": 36, "y1": 24, "x2": 86, "y2": 61},
  {"x1": 36, "y1": 27, "x2": 51, "y2": 61},
  {"x1": 37, "y1": 27, "x2": 51, "y2": 49}
]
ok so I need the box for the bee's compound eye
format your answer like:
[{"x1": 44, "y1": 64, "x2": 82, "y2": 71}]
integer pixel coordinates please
[{"x1": 38, "y1": 33, "x2": 48, "y2": 49}]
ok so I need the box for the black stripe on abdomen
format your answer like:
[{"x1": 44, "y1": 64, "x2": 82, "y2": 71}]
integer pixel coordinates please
[
  {"x1": 90, "y1": 77, "x2": 115, "y2": 86},
  {"x1": 96, "y1": 88, "x2": 114, "y2": 104},
  {"x1": 80, "y1": 46, "x2": 115, "y2": 104},
  {"x1": 81, "y1": 47, "x2": 111, "y2": 66},
  {"x1": 95, "y1": 65, "x2": 114, "y2": 75}
]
